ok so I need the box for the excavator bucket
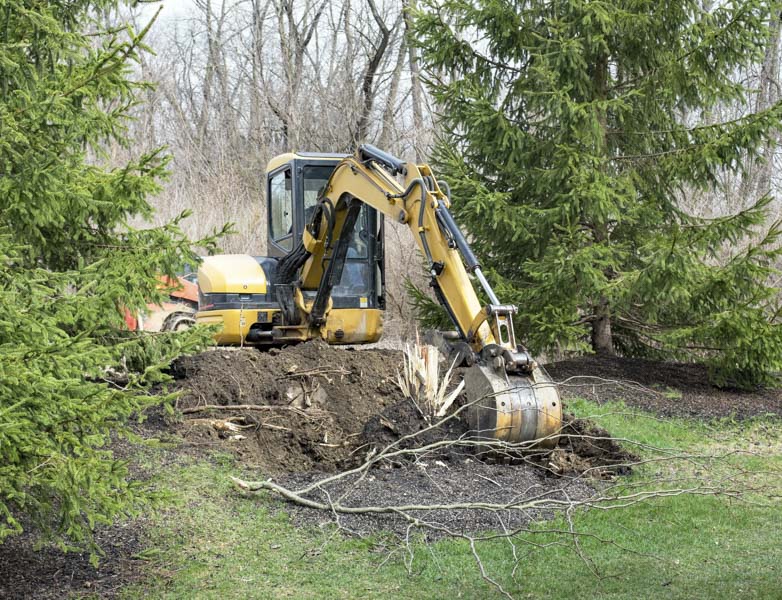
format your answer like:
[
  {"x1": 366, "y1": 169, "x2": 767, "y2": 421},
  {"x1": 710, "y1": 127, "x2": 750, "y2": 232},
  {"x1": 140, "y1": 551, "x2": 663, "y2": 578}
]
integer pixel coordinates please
[{"x1": 463, "y1": 365, "x2": 562, "y2": 448}]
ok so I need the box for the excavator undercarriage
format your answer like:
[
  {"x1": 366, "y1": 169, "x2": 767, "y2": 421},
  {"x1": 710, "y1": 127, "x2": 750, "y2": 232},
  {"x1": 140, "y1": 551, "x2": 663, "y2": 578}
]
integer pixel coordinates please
[{"x1": 196, "y1": 145, "x2": 562, "y2": 447}]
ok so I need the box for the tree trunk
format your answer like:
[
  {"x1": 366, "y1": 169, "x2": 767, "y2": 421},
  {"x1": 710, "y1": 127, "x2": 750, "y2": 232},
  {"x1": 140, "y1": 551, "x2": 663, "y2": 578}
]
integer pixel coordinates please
[
  {"x1": 404, "y1": 0, "x2": 424, "y2": 161},
  {"x1": 591, "y1": 50, "x2": 615, "y2": 356},
  {"x1": 249, "y1": 0, "x2": 268, "y2": 144},
  {"x1": 196, "y1": 0, "x2": 216, "y2": 149},
  {"x1": 751, "y1": 9, "x2": 781, "y2": 201},
  {"x1": 353, "y1": 0, "x2": 392, "y2": 145},
  {"x1": 591, "y1": 298, "x2": 614, "y2": 356},
  {"x1": 378, "y1": 27, "x2": 407, "y2": 150}
]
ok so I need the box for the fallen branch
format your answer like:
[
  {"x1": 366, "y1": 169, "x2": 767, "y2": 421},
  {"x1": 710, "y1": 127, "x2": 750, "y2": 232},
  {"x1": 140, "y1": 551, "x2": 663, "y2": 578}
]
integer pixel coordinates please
[
  {"x1": 231, "y1": 476, "x2": 736, "y2": 516},
  {"x1": 181, "y1": 404, "x2": 313, "y2": 416},
  {"x1": 280, "y1": 367, "x2": 351, "y2": 380}
]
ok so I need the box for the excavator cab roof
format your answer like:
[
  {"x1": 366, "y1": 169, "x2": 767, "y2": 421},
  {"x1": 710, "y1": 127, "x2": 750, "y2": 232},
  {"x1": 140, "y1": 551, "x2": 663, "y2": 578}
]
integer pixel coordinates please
[{"x1": 266, "y1": 151, "x2": 350, "y2": 174}]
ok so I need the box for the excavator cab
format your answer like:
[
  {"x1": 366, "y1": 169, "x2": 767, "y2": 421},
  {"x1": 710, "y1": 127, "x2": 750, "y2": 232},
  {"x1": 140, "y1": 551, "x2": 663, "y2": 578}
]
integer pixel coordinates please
[
  {"x1": 196, "y1": 153, "x2": 385, "y2": 345},
  {"x1": 266, "y1": 153, "x2": 385, "y2": 311}
]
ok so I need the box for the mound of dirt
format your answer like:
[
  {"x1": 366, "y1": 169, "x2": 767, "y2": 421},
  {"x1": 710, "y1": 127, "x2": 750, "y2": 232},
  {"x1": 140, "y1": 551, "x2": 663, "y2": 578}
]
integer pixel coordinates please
[
  {"x1": 553, "y1": 413, "x2": 636, "y2": 476},
  {"x1": 171, "y1": 342, "x2": 403, "y2": 473},
  {"x1": 545, "y1": 355, "x2": 782, "y2": 420},
  {"x1": 170, "y1": 344, "x2": 642, "y2": 536},
  {"x1": 171, "y1": 343, "x2": 636, "y2": 479}
]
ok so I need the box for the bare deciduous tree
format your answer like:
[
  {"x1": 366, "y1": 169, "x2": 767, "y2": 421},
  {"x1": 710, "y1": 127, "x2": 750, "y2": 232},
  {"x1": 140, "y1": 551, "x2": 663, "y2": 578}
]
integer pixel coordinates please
[{"x1": 118, "y1": 0, "x2": 436, "y2": 325}]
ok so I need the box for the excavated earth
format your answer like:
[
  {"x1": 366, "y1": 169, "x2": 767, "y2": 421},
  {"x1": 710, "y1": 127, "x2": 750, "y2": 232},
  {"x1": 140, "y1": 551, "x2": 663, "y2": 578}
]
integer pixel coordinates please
[
  {"x1": 170, "y1": 342, "x2": 403, "y2": 473},
  {"x1": 169, "y1": 342, "x2": 637, "y2": 537},
  {"x1": 170, "y1": 343, "x2": 636, "y2": 478}
]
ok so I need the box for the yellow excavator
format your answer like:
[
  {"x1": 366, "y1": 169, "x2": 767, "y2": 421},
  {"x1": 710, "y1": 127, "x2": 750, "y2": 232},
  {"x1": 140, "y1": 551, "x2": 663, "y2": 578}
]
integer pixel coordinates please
[{"x1": 196, "y1": 145, "x2": 562, "y2": 447}]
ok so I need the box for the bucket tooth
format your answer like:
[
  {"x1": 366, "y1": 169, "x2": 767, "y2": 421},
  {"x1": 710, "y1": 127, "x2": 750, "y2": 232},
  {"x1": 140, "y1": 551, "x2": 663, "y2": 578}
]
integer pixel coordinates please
[{"x1": 463, "y1": 365, "x2": 562, "y2": 448}]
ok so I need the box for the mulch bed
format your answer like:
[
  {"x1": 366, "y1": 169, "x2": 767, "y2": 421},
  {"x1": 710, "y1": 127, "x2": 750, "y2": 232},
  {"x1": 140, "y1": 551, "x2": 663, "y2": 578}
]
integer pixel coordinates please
[
  {"x1": 0, "y1": 517, "x2": 146, "y2": 600},
  {"x1": 275, "y1": 459, "x2": 596, "y2": 539},
  {"x1": 545, "y1": 355, "x2": 782, "y2": 420}
]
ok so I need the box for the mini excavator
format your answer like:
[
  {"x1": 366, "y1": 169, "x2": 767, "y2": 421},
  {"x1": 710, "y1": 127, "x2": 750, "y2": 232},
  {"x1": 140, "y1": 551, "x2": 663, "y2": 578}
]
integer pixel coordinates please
[{"x1": 196, "y1": 145, "x2": 562, "y2": 446}]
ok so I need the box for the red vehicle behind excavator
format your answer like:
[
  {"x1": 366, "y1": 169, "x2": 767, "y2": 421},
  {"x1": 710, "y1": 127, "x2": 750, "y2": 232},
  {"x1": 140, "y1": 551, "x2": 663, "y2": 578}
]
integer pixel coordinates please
[{"x1": 123, "y1": 274, "x2": 199, "y2": 333}]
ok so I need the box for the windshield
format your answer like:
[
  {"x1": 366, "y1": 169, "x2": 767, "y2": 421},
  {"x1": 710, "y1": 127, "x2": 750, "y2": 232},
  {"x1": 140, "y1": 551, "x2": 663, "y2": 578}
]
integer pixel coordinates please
[
  {"x1": 302, "y1": 165, "x2": 333, "y2": 211},
  {"x1": 302, "y1": 164, "x2": 368, "y2": 260}
]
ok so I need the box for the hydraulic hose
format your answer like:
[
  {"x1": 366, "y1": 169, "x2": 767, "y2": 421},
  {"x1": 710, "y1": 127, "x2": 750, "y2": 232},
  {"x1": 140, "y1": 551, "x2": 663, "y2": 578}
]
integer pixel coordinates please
[
  {"x1": 389, "y1": 177, "x2": 435, "y2": 268},
  {"x1": 435, "y1": 205, "x2": 480, "y2": 272},
  {"x1": 358, "y1": 144, "x2": 407, "y2": 176}
]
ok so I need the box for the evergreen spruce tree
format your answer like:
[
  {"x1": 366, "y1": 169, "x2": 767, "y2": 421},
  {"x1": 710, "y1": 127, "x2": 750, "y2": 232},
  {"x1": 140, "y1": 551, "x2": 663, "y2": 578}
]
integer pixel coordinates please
[
  {"x1": 0, "y1": 2, "x2": 224, "y2": 549},
  {"x1": 413, "y1": 0, "x2": 782, "y2": 387}
]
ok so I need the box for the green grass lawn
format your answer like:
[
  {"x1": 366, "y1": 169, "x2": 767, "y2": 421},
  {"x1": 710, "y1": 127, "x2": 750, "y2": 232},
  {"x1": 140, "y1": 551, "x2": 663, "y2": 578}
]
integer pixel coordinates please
[{"x1": 122, "y1": 401, "x2": 782, "y2": 600}]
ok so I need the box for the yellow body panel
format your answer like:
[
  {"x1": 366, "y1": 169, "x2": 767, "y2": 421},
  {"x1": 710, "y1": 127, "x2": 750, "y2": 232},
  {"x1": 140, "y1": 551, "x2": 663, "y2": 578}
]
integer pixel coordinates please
[
  {"x1": 196, "y1": 307, "x2": 382, "y2": 346},
  {"x1": 321, "y1": 308, "x2": 383, "y2": 344},
  {"x1": 196, "y1": 309, "x2": 277, "y2": 344},
  {"x1": 198, "y1": 255, "x2": 267, "y2": 294}
]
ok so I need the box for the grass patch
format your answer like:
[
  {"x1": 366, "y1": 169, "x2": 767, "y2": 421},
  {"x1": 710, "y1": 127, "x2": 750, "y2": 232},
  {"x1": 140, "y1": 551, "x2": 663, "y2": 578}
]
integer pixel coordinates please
[
  {"x1": 123, "y1": 403, "x2": 782, "y2": 599},
  {"x1": 123, "y1": 459, "x2": 506, "y2": 599},
  {"x1": 567, "y1": 398, "x2": 782, "y2": 457},
  {"x1": 566, "y1": 397, "x2": 717, "y2": 450}
]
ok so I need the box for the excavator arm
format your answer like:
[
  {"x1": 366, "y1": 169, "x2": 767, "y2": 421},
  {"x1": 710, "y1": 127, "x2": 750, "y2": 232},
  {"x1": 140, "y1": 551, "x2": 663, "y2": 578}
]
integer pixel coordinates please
[
  {"x1": 279, "y1": 145, "x2": 562, "y2": 446},
  {"x1": 285, "y1": 145, "x2": 526, "y2": 369}
]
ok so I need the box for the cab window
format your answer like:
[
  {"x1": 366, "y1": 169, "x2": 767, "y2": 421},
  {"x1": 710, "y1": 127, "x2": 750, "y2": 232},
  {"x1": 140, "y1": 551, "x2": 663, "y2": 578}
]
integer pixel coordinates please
[
  {"x1": 302, "y1": 165, "x2": 333, "y2": 213},
  {"x1": 269, "y1": 168, "x2": 292, "y2": 251},
  {"x1": 302, "y1": 165, "x2": 368, "y2": 260}
]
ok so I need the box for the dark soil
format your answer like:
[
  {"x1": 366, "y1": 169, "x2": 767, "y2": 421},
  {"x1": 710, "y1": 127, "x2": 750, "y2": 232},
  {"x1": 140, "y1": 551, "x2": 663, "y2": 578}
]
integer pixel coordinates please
[
  {"x1": 545, "y1": 355, "x2": 782, "y2": 420},
  {"x1": 276, "y1": 459, "x2": 596, "y2": 538},
  {"x1": 358, "y1": 399, "x2": 635, "y2": 475},
  {"x1": 0, "y1": 516, "x2": 146, "y2": 600},
  {"x1": 359, "y1": 397, "x2": 470, "y2": 460},
  {"x1": 171, "y1": 343, "x2": 635, "y2": 479}
]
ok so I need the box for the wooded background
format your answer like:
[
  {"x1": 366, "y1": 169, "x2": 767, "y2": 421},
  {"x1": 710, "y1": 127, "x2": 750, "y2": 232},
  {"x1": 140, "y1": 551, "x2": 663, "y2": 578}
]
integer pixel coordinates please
[{"x1": 119, "y1": 0, "x2": 782, "y2": 343}]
